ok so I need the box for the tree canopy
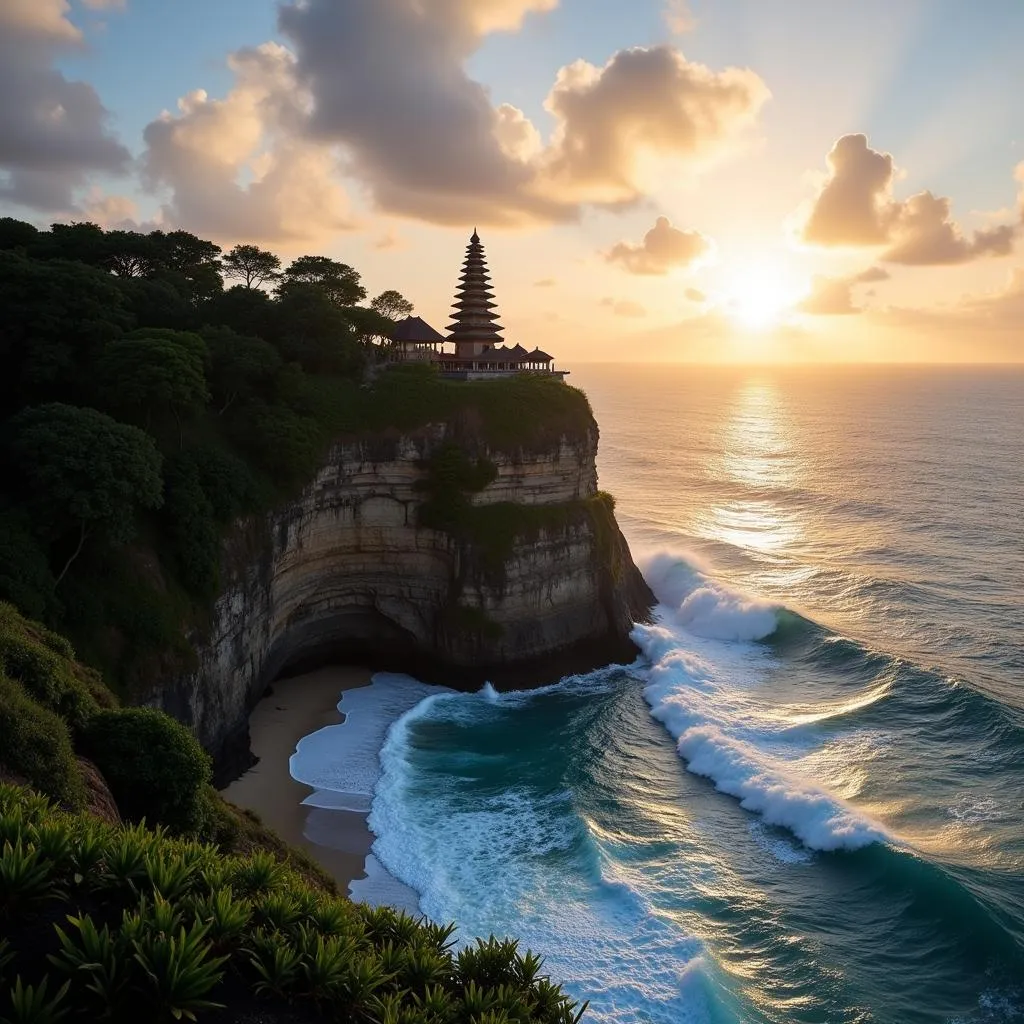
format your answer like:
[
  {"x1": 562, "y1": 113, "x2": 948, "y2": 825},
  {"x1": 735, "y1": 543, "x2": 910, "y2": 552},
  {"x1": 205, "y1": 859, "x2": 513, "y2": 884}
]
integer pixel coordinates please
[
  {"x1": 222, "y1": 243, "x2": 282, "y2": 289},
  {"x1": 371, "y1": 288, "x2": 414, "y2": 320},
  {"x1": 280, "y1": 255, "x2": 366, "y2": 307},
  {"x1": 0, "y1": 217, "x2": 420, "y2": 691},
  {"x1": 9, "y1": 404, "x2": 164, "y2": 583}
]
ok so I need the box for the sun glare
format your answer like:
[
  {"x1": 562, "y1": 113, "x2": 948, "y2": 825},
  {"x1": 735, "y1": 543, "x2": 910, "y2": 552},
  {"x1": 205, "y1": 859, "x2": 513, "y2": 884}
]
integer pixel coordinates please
[{"x1": 721, "y1": 265, "x2": 805, "y2": 331}]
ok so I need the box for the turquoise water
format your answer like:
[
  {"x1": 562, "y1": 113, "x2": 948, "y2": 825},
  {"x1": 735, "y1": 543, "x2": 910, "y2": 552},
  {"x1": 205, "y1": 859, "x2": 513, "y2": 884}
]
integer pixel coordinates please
[{"x1": 298, "y1": 366, "x2": 1024, "y2": 1023}]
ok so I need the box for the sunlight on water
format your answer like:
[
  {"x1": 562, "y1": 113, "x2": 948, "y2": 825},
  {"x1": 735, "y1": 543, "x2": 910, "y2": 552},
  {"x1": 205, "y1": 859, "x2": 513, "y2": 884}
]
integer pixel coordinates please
[{"x1": 300, "y1": 367, "x2": 1024, "y2": 1024}]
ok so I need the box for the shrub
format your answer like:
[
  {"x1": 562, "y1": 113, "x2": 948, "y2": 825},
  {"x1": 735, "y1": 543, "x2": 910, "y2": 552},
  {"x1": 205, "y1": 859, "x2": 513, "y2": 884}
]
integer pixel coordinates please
[
  {"x1": 0, "y1": 674, "x2": 84, "y2": 808},
  {"x1": 82, "y1": 708, "x2": 211, "y2": 834},
  {"x1": 0, "y1": 603, "x2": 103, "y2": 732},
  {"x1": 0, "y1": 782, "x2": 590, "y2": 1024}
]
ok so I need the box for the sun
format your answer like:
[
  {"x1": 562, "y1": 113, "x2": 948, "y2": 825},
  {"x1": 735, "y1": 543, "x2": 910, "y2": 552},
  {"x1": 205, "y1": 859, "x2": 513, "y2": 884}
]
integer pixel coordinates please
[{"x1": 721, "y1": 264, "x2": 805, "y2": 330}]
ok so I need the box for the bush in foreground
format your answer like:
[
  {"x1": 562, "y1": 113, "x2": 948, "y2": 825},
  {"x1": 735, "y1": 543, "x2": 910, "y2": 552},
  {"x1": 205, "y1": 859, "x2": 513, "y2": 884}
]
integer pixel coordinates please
[
  {"x1": 82, "y1": 708, "x2": 212, "y2": 834},
  {"x1": 0, "y1": 783, "x2": 588, "y2": 1024}
]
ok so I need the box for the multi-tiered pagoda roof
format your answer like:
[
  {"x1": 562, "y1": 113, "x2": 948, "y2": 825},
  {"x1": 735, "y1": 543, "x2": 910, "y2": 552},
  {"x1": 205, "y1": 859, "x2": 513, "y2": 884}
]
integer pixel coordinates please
[{"x1": 447, "y1": 230, "x2": 504, "y2": 345}]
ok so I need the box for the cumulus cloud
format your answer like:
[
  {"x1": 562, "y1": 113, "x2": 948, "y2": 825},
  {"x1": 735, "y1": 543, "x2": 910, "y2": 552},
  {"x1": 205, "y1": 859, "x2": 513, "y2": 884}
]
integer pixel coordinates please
[
  {"x1": 601, "y1": 297, "x2": 647, "y2": 317},
  {"x1": 279, "y1": 0, "x2": 769, "y2": 224},
  {"x1": 801, "y1": 134, "x2": 1019, "y2": 264},
  {"x1": 800, "y1": 266, "x2": 890, "y2": 316},
  {"x1": 80, "y1": 190, "x2": 141, "y2": 228},
  {"x1": 606, "y1": 215, "x2": 711, "y2": 274},
  {"x1": 0, "y1": 0, "x2": 130, "y2": 210},
  {"x1": 141, "y1": 43, "x2": 353, "y2": 245},
  {"x1": 539, "y1": 48, "x2": 769, "y2": 205}
]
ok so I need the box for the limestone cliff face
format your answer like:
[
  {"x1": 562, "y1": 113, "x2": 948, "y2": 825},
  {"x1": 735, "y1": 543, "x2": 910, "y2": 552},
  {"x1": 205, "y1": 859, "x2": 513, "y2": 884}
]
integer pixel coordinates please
[{"x1": 148, "y1": 421, "x2": 653, "y2": 780}]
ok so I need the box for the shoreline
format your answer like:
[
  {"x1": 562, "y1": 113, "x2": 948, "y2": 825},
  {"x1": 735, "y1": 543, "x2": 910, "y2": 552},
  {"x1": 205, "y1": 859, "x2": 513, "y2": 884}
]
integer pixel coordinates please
[{"x1": 221, "y1": 665, "x2": 375, "y2": 894}]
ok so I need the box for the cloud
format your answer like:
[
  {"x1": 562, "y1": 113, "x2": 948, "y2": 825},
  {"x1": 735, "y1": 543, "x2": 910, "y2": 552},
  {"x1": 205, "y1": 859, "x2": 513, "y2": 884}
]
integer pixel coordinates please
[
  {"x1": 279, "y1": 0, "x2": 769, "y2": 224},
  {"x1": 799, "y1": 266, "x2": 889, "y2": 316},
  {"x1": 601, "y1": 297, "x2": 647, "y2": 318},
  {"x1": 534, "y1": 278, "x2": 557, "y2": 287},
  {"x1": 141, "y1": 43, "x2": 353, "y2": 245},
  {"x1": 801, "y1": 134, "x2": 1019, "y2": 264},
  {"x1": 80, "y1": 190, "x2": 141, "y2": 228},
  {"x1": 81, "y1": 0, "x2": 126, "y2": 8},
  {"x1": 884, "y1": 191, "x2": 1016, "y2": 265},
  {"x1": 685, "y1": 287, "x2": 705, "y2": 302},
  {"x1": 539, "y1": 47, "x2": 769, "y2": 205},
  {"x1": 0, "y1": 0, "x2": 130, "y2": 210},
  {"x1": 663, "y1": 0, "x2": 696, "y2": 33},
  {"x1": 606, "y1": 215, "x2": 711, "y2": 274}
]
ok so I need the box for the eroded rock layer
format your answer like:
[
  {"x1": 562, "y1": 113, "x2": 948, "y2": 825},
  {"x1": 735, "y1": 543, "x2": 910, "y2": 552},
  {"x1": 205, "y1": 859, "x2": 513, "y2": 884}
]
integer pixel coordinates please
[{"x1": 148, "y1": 422, "x2": 652, "y2": 781}]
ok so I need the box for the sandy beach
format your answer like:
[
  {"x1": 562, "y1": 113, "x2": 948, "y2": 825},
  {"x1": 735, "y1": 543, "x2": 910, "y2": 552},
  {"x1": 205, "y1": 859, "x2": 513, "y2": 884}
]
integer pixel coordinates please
[{"x1": 221, "y1": 665, "x2": 375, "y2": 893}]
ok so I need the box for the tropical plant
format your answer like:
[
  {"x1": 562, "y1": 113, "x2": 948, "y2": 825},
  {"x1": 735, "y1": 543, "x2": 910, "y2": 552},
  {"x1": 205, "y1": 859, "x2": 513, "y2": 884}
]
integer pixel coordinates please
[
  {"x1": 130, "y1": 921, "x2": 226, "y2": 1022},
  {"x1": 142, "y1": 851, "x2": 198, "y2": 902},
  {"x1": 188, "y1": 888, "x2": 251, "y2": 950},
  {"x1": 252, "y1": 891, "x2": 301, "y2": 932},
  {"x1": 49, "y1": 915, "x2": 129, "y2": 1017},
  {"x1": 1, "y1": 975, "x2": 70, "y2": 1024},
  {"x1": 0, "y1": 841, "x2": 60, "y2": 918},
  {"x1": 246, "y1": 930, "x2": 301, "y2": 1001},
  {"x1": 230, "y1": 850, "x2": 284, "y2": 897}
]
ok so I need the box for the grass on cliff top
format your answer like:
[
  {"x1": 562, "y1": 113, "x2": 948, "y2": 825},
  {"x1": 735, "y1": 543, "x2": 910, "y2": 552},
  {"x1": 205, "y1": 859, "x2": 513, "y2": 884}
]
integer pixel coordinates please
[
  {"x1": 0, "y1": 781, "x2": 589, "y2": 1024},
  {"x1": 323, "y1": 364, "x2": 596, "y2": 452}
]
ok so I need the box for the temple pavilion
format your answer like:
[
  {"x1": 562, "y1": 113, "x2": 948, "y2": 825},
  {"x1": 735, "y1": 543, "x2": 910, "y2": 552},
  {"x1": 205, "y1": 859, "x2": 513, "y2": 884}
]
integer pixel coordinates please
[{"x1": 387, "y1": 231, "x2": 567, "y2": 380}]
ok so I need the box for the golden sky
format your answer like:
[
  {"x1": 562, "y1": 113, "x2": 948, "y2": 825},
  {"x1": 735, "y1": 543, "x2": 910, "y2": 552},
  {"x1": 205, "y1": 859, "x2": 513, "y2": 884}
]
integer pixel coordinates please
[{"x1": 2, "y1": 0, "x2": 1022, "y2": 362}]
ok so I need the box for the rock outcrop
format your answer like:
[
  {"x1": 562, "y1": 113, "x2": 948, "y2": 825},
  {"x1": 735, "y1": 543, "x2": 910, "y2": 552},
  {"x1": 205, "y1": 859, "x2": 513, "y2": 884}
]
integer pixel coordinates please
[{"x1": 147, "y1": 413, "x2": 653, "y2": 783}]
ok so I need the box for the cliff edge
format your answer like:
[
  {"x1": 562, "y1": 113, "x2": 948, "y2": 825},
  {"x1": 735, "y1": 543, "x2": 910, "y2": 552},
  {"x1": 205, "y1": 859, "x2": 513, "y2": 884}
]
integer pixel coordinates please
[{"x1": 146, "y1": 372, "x2": 653, "y2": 780}]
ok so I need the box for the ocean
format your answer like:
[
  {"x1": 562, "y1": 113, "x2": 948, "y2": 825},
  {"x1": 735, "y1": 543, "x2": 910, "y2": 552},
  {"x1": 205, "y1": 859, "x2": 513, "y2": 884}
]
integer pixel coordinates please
[{"x1": 291, "y1": 364, "x2": 1024, "y2": 1024}]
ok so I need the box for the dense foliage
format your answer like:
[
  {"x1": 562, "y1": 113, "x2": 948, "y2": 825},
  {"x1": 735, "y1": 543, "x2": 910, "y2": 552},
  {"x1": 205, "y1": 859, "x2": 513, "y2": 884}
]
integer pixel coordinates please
[
  {"x1": 0, "y1": 783, "x2": 588, "y2": 1024},
  {"x1": 0, "y1": 222, "x2": 413, "y2": 693},
  {"x1": 0, "y1": 220, "x2": 596, "y2": 694},
  {"x1": 82, "y1": 709, "x2": 213, "y2": 835}
]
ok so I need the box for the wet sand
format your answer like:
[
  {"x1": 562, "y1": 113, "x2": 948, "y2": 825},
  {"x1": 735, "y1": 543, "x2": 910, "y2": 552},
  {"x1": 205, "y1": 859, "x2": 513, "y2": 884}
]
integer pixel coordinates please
[{"x1": 221, "y1": 666, "x2": 375, "y2": 893}]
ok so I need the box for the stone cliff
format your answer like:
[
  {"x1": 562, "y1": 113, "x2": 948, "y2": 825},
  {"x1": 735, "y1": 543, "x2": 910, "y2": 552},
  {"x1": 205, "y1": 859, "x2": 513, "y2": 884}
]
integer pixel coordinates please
[{"x1": 146, "y1": 394, "x2": 653, "y2": 781}]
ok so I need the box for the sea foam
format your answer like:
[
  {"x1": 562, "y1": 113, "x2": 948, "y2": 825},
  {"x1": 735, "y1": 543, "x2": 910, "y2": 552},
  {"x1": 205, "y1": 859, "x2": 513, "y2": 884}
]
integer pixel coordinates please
[
  {"x1": 641, "y1": 551, "x2": 780, "y2": 642},
  {"x1": 636, "y1": 553, "x2": 890, "y2": 852}
]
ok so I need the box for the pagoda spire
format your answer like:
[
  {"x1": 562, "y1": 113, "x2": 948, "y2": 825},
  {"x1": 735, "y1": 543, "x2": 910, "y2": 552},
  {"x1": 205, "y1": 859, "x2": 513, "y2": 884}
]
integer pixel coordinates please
[{"x1": 448, "y1": 230, "x2": 504, "y2": 351}]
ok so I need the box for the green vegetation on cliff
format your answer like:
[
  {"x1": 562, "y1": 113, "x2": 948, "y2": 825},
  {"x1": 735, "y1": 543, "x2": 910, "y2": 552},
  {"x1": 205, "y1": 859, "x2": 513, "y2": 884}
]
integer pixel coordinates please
[
  {"x1": 0, "y1": 221, "x2": 595, "y2": 696},
  {"x1": 0, "y1": 783, "x2": 587, "y2": 1024}
]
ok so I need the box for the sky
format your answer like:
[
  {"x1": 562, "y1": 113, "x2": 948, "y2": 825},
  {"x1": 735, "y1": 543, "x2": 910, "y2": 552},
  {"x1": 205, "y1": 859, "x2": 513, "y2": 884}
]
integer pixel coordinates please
[{"x1": 2, "y1": 0, "x2": 1023, "y2": 363}]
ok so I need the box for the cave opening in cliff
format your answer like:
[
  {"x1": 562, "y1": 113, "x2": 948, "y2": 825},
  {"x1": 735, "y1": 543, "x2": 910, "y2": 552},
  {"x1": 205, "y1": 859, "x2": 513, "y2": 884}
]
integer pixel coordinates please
[{"x1": 266, "y1": 609, "x2": 423, "y2": 684}]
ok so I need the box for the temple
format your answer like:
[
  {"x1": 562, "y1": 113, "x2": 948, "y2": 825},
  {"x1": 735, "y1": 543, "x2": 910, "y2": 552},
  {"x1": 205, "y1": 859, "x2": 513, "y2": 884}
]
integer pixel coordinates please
[{"x1": 387, "y1": 230, "x2": 567, "y2": 380}]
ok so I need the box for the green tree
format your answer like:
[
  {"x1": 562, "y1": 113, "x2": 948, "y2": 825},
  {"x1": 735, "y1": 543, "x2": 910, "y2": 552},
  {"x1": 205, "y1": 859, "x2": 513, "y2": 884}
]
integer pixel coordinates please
[
  {"x1": 149, "y1": 230, "x2": 224, "y2": 305},
  {"x1": 104, "y1": 229, "x2": 156, "y2": 278},
  {"x1": 206, "y1": 285, "x2": 276, "y2": 338},
  {"x1": 96, "y1": 332, "x2": 210, "y2": 438},
  {"x1": 202, "y1": 327, "x2": 282, "y2": 415},
  {"x1": 279, "y1": 255, "x2": 366, "y2": 307},
  {"x1": 343, "y1": 305, "x2": 398, "y2": 345},
  {"x1": 273, "y1": 283, "x2": 362, "y2": 374},
  {"x1": 36, "y1": 222, "x2": 109, "y2": 266},
  {"x1": 0, "y1": 252, "x2": 130, "y2": 413},
  {"x1": 115, "y1": 276, "x2": 195, "y2": 331},
  {"x1": 0, "y1": 217, "x2": 39, "y2": 252},
  {"x1": 9, "y1": 404, "x2": 164, "y2": 584},
  {"x1": 222, "y1": 244, "x2": 282, "y2": 289},
  {"x1": 371, "y1": 289, "x2": 414, "y2": 320}
]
